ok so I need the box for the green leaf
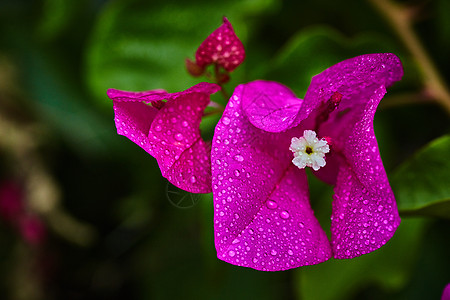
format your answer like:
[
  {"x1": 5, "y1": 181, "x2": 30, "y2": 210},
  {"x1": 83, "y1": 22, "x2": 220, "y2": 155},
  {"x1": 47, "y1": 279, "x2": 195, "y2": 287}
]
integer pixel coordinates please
[
  {"x1": 264, "y1": 26, "x2": 417, "y2": 97},
  {"x1": 295, "y1": 218, "x2": 427, "y2": 300},
  {"x1": 37, "y1": 0, "x2": 88, "y2": 40},
  {"x1": 86, "y1": 0, "x2": 276, "y2": 107},
  {"x1": 392, "y1": 134, "x2": 450, "y2": 219}
]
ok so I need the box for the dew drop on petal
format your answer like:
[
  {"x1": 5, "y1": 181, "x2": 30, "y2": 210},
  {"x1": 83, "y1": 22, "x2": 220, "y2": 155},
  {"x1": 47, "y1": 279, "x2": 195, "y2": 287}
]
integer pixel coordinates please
[
  {"x1": 175, "y1": 133, "x2": 183, "y2": 141},
  {"x1": 270, "y1": 249, "x2": 277, "y2": 256},
  {"x1": 280, "y1": 211, "x2": 290, "y2": 219},
  {"x1": 190, "y1": 176, "x2": 197, "y2": 183},
  {"x1": 222, "y1": 117, "x2": 230, "y2": 125},
  {"x1": 234, "y1": 155, "x2": 244, "y2": 162},
  {"x1": 228, "y1": 250, "x2": 235, "y2": 257},
  {"x1": 266, "y1": 200, "x2": 278, "y2": 210}
]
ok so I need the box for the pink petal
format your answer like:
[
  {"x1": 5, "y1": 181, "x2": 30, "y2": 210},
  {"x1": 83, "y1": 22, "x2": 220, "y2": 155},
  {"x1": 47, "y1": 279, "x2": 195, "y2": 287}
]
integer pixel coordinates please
[
  {"x1": 330, "y1": 86, "x2": 400, "y2": 259},
  {"x1": 195, "y1": 17, "x2": 245, "y2": 72},
  {"x1": 241, "y1": 80, "x2": 303, "y2": 133},
  {"x1": 107, "y1": 88, "x2": 168, "y2": 103},
  {"x1": 303, "y1": 53, "x2": 403, "y2": 123},
  {"x1": 109, "y1": 83, "x2": 220, "y2": 193},
  {"x1": 442, "y1": 283, "x2": 450, "y2": 300},
  {"x1": 313, "y1": 54, "x2": 403, "y2": 185},
  {"x1": 212, "y1": 84, "x2": 331, "y2": 271}
]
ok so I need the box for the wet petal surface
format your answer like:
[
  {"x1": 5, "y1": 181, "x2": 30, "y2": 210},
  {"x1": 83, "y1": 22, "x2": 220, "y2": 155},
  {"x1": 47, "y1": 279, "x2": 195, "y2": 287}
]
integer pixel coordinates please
[
  {"x1": 303, "y1": 53, "x2": 403, "y2": 125},
  {"x1": 212, "y1": 84, "x2": 331, "y2": 271},
  {"x1": 109, "y1": 83, "x2": 220, "y2": 193},
  {"x1": 195, "y1": 17, "x2": 245, "y2": 72},
  {"x1": 330, "y1": 86, "x2": 400, "y2": 258},
  {"x1": 241, "y1": 80, "x2": 302, "y2": 133}
]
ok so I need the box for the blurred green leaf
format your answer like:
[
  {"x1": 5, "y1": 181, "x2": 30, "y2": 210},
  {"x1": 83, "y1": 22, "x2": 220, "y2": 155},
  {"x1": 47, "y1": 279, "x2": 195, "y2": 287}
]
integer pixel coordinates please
[
  {"x1": 295, "y1": 218, "x2": 426, "y2": 300},
  {"x1": 392, "y1": 134, "x2": 450, "y2": 219},
  {"x1": 264, "y1": 26, "x2": 416, "y2": 97},
  {"x1": 37, "y1": 0, "x2": 88, "y2": 40},
  {"x1": 86, "y1": 0, "x2": 276, "y2": 107}
]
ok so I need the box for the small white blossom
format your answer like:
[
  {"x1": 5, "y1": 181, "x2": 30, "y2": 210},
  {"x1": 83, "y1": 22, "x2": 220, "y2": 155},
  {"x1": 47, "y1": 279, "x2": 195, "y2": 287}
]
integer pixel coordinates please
[{"x1": 289, "y1": 130, "x2": 330, "y2": 171}]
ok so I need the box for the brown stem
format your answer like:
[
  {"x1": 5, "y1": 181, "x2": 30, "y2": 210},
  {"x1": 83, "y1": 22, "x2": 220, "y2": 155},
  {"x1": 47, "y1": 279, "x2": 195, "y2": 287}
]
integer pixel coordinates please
[{"x1": 369, "y1": 0, "x2": 450, "y2": 114}]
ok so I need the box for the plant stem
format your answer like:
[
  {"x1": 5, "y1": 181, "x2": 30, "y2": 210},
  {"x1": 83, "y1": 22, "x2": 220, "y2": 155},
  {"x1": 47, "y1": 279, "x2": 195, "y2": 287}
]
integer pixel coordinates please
[{"x1": 369, "y1": 0, "x2": 450, "y2": 114}]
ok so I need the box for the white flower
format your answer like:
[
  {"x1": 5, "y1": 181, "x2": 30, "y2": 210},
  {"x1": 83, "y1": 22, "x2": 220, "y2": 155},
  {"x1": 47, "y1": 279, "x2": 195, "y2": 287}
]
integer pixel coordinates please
[{"x1": 289, "y1": 130, "x2": 330, "y2": 171}]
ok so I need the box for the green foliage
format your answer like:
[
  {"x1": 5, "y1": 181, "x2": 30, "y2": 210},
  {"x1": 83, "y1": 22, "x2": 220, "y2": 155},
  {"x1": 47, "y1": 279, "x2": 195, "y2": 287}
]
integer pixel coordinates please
[
  {"x1": 393, "y1": 135, "x2": 450, "y2": 219},
  {"x1": 86, "y1": 0, "x2": 276, "y2": 107},
  {"x1": 263, "y1": 25, "x2": 422, "y2": 98},
  {"x1": 265, "y1": 26, "x2": 401, "y2": 95}
]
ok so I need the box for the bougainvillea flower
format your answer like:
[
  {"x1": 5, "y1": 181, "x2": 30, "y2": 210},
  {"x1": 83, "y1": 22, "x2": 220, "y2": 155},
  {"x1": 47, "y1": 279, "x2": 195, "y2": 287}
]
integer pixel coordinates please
[
  {"x1": 212, "y1": 53, "x2": 403, "y2": 271},
  {"x1": 194, "y1": 17, "x2": 245, "y2": 72},
  {"x1": 107, "y1": 82, "x2": 220, "y2": 193}
]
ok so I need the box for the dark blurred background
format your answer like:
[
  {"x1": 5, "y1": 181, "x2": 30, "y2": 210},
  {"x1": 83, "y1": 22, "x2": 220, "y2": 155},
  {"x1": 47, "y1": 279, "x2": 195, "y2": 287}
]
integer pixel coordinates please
[{"x1": 0, "y1": 0, "x2": 449, "y2": 299}]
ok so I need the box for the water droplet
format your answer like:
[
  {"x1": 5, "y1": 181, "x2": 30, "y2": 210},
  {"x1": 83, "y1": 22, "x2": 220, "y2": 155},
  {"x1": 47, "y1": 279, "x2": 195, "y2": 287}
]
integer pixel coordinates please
[
  {"x1": 234, "y1": 155, "x2": 244, "y2": 162},
  {"x1": 228, "y1": 250, "x2": 235, "y2": 257},
  {"x1": 288, "y1": 249, "x2": 294, "y2": 256},
  {"x1": 270, "y1": 249, "x2": 277, "y2": 256},
  {"x1": 377, "y1": 205, "x2": 383, "y2": 212},
  {"x1": 222, "y1": 117, "x2": 231, "y2": 125},
  {"x1": 280, "y1": 211, "x2": 290, "y2": 219},
  {"x1": 234, "y1": 170, "x2": 240, "y2": 177},
  {"x1": 175, "y1": 133, "x2": 183, "y2": 141},
  {"x1": 298, "y1": 222, "x2": 305, "y2": 228},
  {"x1": 266, "y1": 200, "x2": 278, "y2": 209},
  {"x1": 182, "y1": 121, "x2": 189, "y2": 127},
  {"x1": 154, "y1": 125, "x2": 162, "y2": 132},
  {"x1": 190, "y1": 176, "x2": 196, "y2": 183}
]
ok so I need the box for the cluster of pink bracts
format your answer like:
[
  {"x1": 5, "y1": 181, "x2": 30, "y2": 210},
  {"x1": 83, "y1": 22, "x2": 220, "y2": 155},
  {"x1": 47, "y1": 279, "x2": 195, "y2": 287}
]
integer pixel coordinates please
[{"x1": 107, "y1": 18, "x2": 403, "y2": 271}]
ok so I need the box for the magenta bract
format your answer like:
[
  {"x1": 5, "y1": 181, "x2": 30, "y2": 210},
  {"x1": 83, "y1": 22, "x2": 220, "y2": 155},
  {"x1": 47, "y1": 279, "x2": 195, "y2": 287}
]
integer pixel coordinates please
[
  {"x1": 212, "y1": 53, "x2": 403, "y2": 271},
  {"x1": 108, "y1": 82, "x2": 220, "y2": 193},
  {"x1": 195, "y1": 17, "x2": 245, "y2": 72},
  {"x1": 442, "y1": 283, "x2": 450, "y2": 300}
]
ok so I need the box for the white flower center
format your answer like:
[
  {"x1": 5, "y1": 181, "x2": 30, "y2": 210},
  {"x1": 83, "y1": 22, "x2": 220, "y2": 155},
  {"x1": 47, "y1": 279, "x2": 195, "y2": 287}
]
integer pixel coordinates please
[{"x1": 289, "y1": 130, "x2": 330, "y2": 171}]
